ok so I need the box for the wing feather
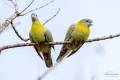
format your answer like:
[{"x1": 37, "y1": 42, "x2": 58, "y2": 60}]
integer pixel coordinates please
[
  {"x1": 65, "y1": 24, "x2": 75, "y2": 41},
  {"x1": 44, "y1": 29, "x2": 54, "y2": 49}
]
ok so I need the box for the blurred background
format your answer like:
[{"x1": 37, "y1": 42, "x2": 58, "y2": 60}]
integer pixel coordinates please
[{"x1": 0, "y1": 0, "x2": 120, "y2": 80}]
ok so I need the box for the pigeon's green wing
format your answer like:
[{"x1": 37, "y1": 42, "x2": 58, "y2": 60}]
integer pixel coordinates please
[
  {"x1": 45, "y1": 29, "x2": 53, "y2": 42},
  {"x1": 45, "y1": 29, "x2": 54, "y2": 49},
  {"x1": 56, "y1": 24, "x2": 75, "y2": 62},
  {"x1": 65, "y1": 24, "x2": 75, "y2": 41},
  {"x1": 43, "y1": 29, "x2": 54, "y2": 67}
]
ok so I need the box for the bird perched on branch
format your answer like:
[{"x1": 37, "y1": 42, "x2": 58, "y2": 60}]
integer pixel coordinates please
[
  {"x1": 56, "y1": 19, "x2": 93, "y2": 62},
  {"x1": 29, "y1": 13, "x2": 54, "y2": 68}
]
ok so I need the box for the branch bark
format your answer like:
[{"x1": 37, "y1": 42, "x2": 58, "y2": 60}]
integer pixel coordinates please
[
  {"x1": 0, "y1": 13, "x2": 18, "y2": 34},
  {"x1": 0, "y1": 33, "x2": 120, "y2": 52},
  {"x1": 0, "y1": 0, "x2": 19, "y2": 34},
  {"x1": 11, "y1": 22, "x2": 29, "y2": 42}
]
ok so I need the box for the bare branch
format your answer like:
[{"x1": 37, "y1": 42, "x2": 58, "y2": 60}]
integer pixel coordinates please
[
  {"x1": 11, "y1": 22, "x2": 29, "y2": 42},
  {"x1": 0, "y1": 42, "x2": 70, "y2": 52},
  {"x1": 21, "y1": 0, "x2": 55, "y2": 15},
  {"x1": 0, "y1": 43, "x2": 35, "y2": 52},
  {"x1": 86, "y1": 33, "x2": 120, "y2": 42},
  {"x1": 0, "y1": 0, "x2": 20, "y2": 34},
  {"x1": 0, "y1": 0, "x2": 54, "y2": 34},
  {"x1": 0, "y1": 14, "x2": 18, "y2": 34},
  {"x1": 0, "y1": 33, "x2": 120, "y2": 52},
  {"x1": 20, "y1": 0, "x2": 35, "y2": 14},
  {"x1": 43, "y1": 8, "x2": 60, "y2": 25}
]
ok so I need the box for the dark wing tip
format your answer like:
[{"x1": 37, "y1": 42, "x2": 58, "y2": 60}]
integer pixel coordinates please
[
  {"x1": 43, "y1": 52, "x2": 53, "y2": 68},
  {"x1": 34, "y1": 47, "x2": 43, "y2": 60},
  {"x1": 56, "y1": 56, "x2": 62, "y2": 63},
  {"x1": 56, "y1": 45, "x2": 70, "y2": 63}
]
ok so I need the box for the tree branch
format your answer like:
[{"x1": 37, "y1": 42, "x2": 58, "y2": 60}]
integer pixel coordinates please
[
  {"x1": 86, "y1": 33, "x2": 120, "y2": 42},
  {"x1": 0, "y1": 13, "x2": 18, "y2": 34},
  {"x1": 0, "y1": 33, "x2": 120, "y2": 52},
  {"x1": 11, "y1": 22, "x2": 29, "y2": 42},
  {"x1": 0, "y1": 0, "x2": 20, "y2": 34},
  {"x1": 21, "y1": 0, "x2": 55, "y2": 16},
  {"x1": 20, "y1": 0, "x2": 35, "y2": 14},
  {"x1": 0, "y1": 0, "x2": 55, "y2": 34},
  {"x1": 43, "y1": 8, "x2": 60, "y2": 25}
]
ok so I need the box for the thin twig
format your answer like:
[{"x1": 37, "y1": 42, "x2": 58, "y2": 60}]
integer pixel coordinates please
[
  {"x1": 21, "y1": 0, "x2": 55, "y2": 15},
  {"x1": 43, "y1": 8, "x2": 60, "y2": 25},
  {"x1": 9, "y1": 0, "x2": 29, "y2": 42},
  {"x1": 11, "y1": 22, "x2": 29, "y2": 42},
  {"x1": 86, "y1": 33, "x2": 120, "y2": 42},
  {"x1": 0, "y1": 0, "x2": 55, "y2": 34},
  {"x1": 20, "y1": 0, "x2": 35, "y2": 14},
  {"x1": 0, "y1": 33, "x2": 120, "y2": 52}
]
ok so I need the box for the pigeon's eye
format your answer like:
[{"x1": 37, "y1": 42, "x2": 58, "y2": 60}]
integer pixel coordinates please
[
  {"x1": 35, "y1": 15, "x2": 37, "y2": 17},
  {"x1": 86, "y1": 20, "x2": 89, "y2": 22}
]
